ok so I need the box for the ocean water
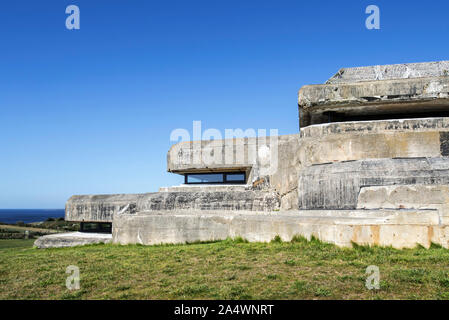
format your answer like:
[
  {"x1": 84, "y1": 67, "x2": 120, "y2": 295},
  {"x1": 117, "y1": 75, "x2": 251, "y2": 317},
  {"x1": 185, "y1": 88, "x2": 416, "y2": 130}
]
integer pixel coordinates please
[{"x1": 0, "y1": 209, "x2": 65, "y2": 224}]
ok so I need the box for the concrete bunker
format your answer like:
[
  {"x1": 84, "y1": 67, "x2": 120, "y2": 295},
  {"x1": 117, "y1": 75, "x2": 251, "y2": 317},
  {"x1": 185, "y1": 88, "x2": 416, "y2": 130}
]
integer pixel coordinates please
[{"x1": 35, "y1": 60, "x2": 449, "y2": 249}]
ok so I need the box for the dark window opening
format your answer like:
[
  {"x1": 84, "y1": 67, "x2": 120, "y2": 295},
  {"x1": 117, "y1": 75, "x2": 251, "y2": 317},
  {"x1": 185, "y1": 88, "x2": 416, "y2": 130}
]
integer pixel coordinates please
[
  {"x1": 322, "y1": 110, "x2": 449, "y2": 124},
  {"x1": 185, "y1": 172, "x2": 246, "y2": 184},
  {"x1": 80, "y1": 222, "x2": 112, "y2": 233}
]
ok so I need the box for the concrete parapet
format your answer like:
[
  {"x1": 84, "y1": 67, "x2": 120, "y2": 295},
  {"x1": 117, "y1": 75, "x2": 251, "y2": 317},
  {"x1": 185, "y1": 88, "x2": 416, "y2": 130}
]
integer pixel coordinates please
[
  {"x1": 66, "y1": 190, "x2": 280, "y2": 222},
  {"x1": 326, "y1": 60, "x2": 449, "y2": 84},
  {"x1": 298, "y1": 77, "x2": 449, "y2": 127}
]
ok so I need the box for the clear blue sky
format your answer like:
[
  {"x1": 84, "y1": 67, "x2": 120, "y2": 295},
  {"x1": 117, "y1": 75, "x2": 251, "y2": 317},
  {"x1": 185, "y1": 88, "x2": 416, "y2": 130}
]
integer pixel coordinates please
[{"x1": 1, "y1": 0, "x2": 448, "y2": 208}]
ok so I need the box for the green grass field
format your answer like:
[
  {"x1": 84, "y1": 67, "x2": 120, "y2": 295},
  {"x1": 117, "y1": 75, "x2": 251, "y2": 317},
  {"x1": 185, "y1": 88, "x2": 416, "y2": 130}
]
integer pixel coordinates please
[
  {"x1": 1, "y1": 237, "x2": 449, "y2": 300},
  {"x1": 0, "y1": 239, "x2": 36, "y2": 250}
]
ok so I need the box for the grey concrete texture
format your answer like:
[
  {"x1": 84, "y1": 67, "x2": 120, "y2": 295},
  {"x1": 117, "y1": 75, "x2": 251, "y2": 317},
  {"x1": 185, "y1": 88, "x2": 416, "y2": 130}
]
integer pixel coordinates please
[
  {"x1": 326, "y1": 60, "x2": 449, "y2": 84},
  {"x1": 358, "y1": 185, "x2": 449, "y2": 211},
  {"x1": 298, "y1": 157, "x2": 449, "y2": 210},
  {"x1": 34, "y1": 232, "x2": 112, "y2": 248},
  {"x1": 356, "y1": 184, "x2": 449, "y2": 225},
  {"x1": 66, "y1": 190, "x2": 281, "y2": 222},
  {"x1": 167, "y1": 135, "x2": 276, "y2": 174},
  {"x1": 112, "y1": 209, "x2": 449, "y2": 249},
  {"x1": 298, "y1": 118, "x2": 449, "y2": 167},
  {"x1": 167, "y1": 134, "x2": 301, "y2": 210},
  {"x1": 167, "y1": 134, "x2": 294, "y2": 179},
  {"x1": 298, "y1": 76, "x2": 449, "y2": 127},
  {"x1": 66, "y1": 193, "x2": 145, "y2": 222},
  {"x1": 300, "y1": 117, "x2": 449, "y2": 139}
]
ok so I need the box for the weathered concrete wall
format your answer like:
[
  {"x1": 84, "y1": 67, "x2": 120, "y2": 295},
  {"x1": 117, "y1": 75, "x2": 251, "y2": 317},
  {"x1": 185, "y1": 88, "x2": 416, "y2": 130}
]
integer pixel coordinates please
[
  {"x1": 66, "y1": 190, "x2": 280, "y2": 222},
  {"x1": 299, "y1": 118, "x2": 449, "y2": 166},
  {"x1": 66, "y1": 194, "x2": 144, "y2": 222},
  {"x1": 268, "y1": 134, "x2": 301, "y2": 210},
  {"x1": 298, "y1": 157, "x2": 449, "y2": 210},
  {"x1": 298, "y1": 77, "x2": 449, "y2": 127},
  {"x1": 137, "y1": 191, "x2": 280, "y2": 212},
  {"x1": 112, "y1": 209, "x2": 449, "y2": 249},
  {"x1": 167, "y1": 135, "x2": 276, "y2": 175},
  {"x1": 326, "y1": 60, "x2": 449, "y2": 84}
]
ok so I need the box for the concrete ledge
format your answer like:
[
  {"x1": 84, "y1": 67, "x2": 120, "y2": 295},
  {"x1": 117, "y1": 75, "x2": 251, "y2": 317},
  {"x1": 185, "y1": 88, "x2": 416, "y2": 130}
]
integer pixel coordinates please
[
  {"x1": 112, "y1": 210, "x2": 448, "y2": 249},
  {"x1": 300, "y1": 117, "x2": 449, "y2": 138},
  {"x1": 34, "y1": 232, "x2": 112, "y2": 248},
  {"x1": 159, "y1": 185, "x2": 249, "y2": 192},
  {"x1": 326, "y1": 61, "x2": 449, "y2": 84},
  {"x1": 357, "y1": 184, "x2": 449, "y2": 224}
]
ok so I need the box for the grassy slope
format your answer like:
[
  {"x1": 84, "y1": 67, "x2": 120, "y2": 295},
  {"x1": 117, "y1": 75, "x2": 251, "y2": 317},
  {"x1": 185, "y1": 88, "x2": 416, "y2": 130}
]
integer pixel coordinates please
[
  {"x1": 1, "y1": 238, "x2": 449, "y2": 300},
  {"x1": 0, "y1": 239, "x2": 36, "y2": 249},
  {"x1": 0, "y1": 224, "x2": 61, "y2": 234}
]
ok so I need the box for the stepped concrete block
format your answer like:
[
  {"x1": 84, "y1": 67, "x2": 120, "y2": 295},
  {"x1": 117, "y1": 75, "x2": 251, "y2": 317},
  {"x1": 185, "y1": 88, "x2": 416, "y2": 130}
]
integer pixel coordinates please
[
  {"x1": 66, "y1": 193, "x2": 144, "y2": 222},
  {"x1": 298, "y1": 157, "x2": 449, "y2": 210},
  {"x1": 299, "y1": 118, "x2": 449, "y2": 167}
]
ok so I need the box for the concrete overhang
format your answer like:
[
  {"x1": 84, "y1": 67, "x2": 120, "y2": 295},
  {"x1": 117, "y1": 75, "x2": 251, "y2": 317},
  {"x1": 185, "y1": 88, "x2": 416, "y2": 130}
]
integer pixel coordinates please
[
  {"x1": 166, "y1": 136, "x2": 278, "y2": 174},
  {"x1": 298, "y1": 76, "x2": 449, "y2": 127},
  {"x1": 168, "y1": 166, "x2": 252, "y2": 175}
]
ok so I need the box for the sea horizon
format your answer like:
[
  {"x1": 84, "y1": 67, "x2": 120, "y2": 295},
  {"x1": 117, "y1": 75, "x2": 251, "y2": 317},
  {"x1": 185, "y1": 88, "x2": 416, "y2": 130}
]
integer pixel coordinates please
[{"x1": 0, "y1": 209, "x2": 65, "y2": 224}]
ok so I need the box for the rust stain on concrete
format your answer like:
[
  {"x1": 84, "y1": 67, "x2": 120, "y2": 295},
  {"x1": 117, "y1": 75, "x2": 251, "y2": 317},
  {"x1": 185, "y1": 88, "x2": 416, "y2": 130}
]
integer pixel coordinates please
[
  {"x1": 370, "y1": 225, "x2": 380, "y2": 245},
  {"x1": 428, "y1": 226, "x2": 434, "y2": 247}
]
